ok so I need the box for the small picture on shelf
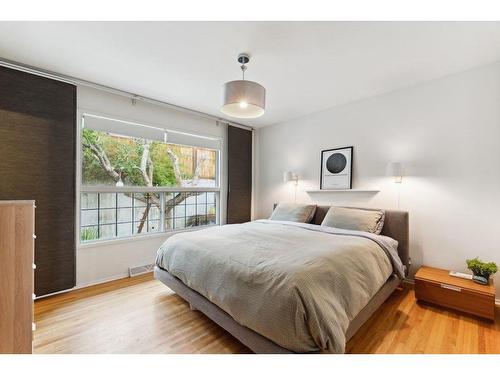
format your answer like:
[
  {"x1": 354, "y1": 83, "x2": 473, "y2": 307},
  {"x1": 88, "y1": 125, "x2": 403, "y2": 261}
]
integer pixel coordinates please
[{"x1": 320, "y1": 146, "x2": 353, "y2": 190}]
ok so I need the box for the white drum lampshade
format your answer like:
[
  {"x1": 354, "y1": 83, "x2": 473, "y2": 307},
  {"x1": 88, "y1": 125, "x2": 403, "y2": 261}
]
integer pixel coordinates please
[
  {"x1": 221, "y1": 53, "x2": 266, "y2": 119},
  {"x1": 221, "y1": 80, "x2": 266, "y2": 119}
]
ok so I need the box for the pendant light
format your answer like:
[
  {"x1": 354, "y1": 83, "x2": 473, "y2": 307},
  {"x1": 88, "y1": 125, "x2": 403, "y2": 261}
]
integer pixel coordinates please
[{"x1": 221, "y1": 53, "x2": 266, "y2": 119}]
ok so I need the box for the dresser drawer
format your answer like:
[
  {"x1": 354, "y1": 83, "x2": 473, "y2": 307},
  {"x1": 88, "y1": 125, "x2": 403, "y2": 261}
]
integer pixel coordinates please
[{"x1": 415, "y1": 278, "x2": 495, "y2": 320}]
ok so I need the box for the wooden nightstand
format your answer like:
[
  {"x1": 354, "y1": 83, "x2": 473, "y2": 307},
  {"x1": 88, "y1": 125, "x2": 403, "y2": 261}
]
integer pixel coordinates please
[{"x1": 415, "y1": 266, "x2": 495, "y2": 321}]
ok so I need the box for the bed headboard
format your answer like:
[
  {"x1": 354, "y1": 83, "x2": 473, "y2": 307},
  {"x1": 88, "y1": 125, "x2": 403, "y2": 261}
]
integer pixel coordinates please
[{"x1": 272, "y1": 204, "x2": 410, "y2": 275}]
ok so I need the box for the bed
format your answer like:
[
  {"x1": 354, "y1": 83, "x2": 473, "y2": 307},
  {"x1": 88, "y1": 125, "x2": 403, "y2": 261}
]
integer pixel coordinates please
[{"x1": 154, "y1": 205, "x2": 409, "y2": 353}]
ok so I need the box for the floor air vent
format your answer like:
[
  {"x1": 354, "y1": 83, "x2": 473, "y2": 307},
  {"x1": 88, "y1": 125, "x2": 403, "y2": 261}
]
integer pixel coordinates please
[{"x1": 129, "y1": 263, "x2": 155, "y2": 277}]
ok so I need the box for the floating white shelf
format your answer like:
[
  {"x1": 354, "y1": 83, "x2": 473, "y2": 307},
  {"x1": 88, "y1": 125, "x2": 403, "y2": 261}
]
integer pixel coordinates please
[{"x1": 306, "y1": 188, "x2": 380, "y2": 193}]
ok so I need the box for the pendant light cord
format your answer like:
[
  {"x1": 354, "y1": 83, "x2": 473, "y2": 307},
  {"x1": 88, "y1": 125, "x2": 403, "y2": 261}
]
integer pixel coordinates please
[{"x1": 241, "y1": 64, "x2": 247, "y2": 80}]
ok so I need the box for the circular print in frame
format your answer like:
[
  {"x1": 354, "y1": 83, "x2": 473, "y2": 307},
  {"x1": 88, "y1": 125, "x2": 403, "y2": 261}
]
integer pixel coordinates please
[{"x1": 326, "y1": 153, "x2": 347, "y2": 174}]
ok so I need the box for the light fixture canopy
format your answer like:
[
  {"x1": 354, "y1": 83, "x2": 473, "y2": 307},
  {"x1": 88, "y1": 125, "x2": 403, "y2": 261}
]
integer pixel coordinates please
[{"x1": 221, "y1": 53, "x2": 266, "y2": 119}]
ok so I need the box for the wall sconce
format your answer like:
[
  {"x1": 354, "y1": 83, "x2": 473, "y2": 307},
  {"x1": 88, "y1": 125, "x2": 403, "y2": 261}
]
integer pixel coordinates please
[
  {"x1": 283, "y1": 171, "x2": 299, "y2": 203},
  {"x1": 386, "y1": 162, "x2": 403, "y2": 183},
  {"x1": 283, "y1": 171, "x2": 299, "y2": 186},
  {"x1": 386, "y1": 162, "x2": 404, "y2": 209}
]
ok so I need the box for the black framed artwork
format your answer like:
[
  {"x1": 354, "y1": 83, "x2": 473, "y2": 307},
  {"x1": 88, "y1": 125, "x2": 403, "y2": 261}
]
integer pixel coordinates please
[{"x1": 320, "y1": 146, "x2": 353, "y2": 190}]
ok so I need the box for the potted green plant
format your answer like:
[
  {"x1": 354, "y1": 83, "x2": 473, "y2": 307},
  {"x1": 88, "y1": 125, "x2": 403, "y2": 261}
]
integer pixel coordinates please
[{"x1": 466, "y1": 257, "x2": 498, "y2": 281}]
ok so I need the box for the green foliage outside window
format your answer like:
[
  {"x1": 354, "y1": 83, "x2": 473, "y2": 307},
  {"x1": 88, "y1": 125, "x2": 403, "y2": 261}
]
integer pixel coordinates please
[
  {"x1": 80, "y1": 227, "x2": 99, "y2": 241},
  {"x1": 82, "y1": 128, "x2": 182, "y2": 187}
]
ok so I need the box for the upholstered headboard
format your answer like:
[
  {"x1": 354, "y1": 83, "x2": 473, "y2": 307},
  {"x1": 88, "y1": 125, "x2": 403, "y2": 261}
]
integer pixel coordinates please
[{"x1": 272, "y1": 204, "x2": 410, "y2": 275}]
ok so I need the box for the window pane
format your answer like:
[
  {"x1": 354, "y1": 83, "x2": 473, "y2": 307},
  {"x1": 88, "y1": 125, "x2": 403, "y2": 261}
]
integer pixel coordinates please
[
  {"x1": 207, "y1": 214, "x2": 216, "y2": 225},
  {"x1": 149, "y1": 193, "x2": 160, "y2": 206},
  {"x1": 134, "y1": 222, "x2": 148, "y2": 234},
  {"x1": 99, "y1": 208, "x2": 116, "y2": 224},
  {"x1": 148, "y1": 220, "x2": 160, "y2": 232},
  {"x1": 117, "y1": 223, "x2": 133, "y2": 237},
  {"x1": 207, "y1": 204, "x2": 216, "y2": 216},
  {"x1": 198, "y1": 216, "x2": 208, "y2": 226},
  {"x1": 81, "y1": 209, "x2": 98, "y2": 226},
  {"x1": 186, "y1": 216, "x2": 198, "y2": 227},
  {"x1": 165, "y1": 218, "x2": 173, "y2": 230},
  {"x1": 82, "y1": 128, "x2": 218, "y2": 188},
  {"x1": 133, "y1": 193, "x2": 147, "y2": 207},
  {"x1": 174, "y1": 204, "x2": 186, "y2": 218},
  {"x1": 197, "y1": 192, "x2": 207, "y2": 204},
  {"x1": 184, "y1": 194, "x2": 197, "y2": 205},
  {"x1": 117, "y1": 193, "x2": 132, "y2": 207},
  {"x1": 164, "y1": 192, "x2": 175, "y2": 204},
  {"x1": 81, "y1": 226, "x2": 99, "y2": 242},
  {"x1": 186, "y1": 204, "x2": 196, "y2": 216},
  {"x1": 99, "y1": 224, "x2": 115, "y2": 239},
  {"x1": 207, "y1": 192, "x2": 216, "y2": 204},
  {"x1": 99, "y1": 193, "x2": 116, "y2": 209},
  {"x1": 168, "y1": 192, "x2": 185, "y2": 205},
  {"x1": 196, "y1": 204, "x2": 207, "y2": 215},
  {"x1": 174, "y1": 217, "x2": 185, "y2": 229},
  {"x1": 117, "y1": 208, "x2": 132, "y2": 223},
  {"x1": 149, "y1": 206, "x2": 160, "y2": 220},
  {"x1": 81, "y1": 193, "x2": 98, "y2": 209},
  {"x1": 134, "y1": 207, "x2": 149, "y2": 221}
]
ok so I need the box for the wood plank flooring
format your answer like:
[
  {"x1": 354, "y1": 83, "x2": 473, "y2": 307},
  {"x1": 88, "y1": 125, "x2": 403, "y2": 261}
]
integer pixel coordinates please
[
  {"x1": 347, "y1": 286, "x2": 500, "y2": 353},
  {"x1": 34, "y1": 274, "x2": 250, "y2": 354},
  {"x1": 34, "y1": 273, "x2": 500, "y2": 354}
]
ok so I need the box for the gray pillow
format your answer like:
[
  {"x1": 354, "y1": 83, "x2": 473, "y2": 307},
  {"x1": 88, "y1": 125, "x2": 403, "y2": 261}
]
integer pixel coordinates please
[
  {"x1": 321, "y1": 206, "x2": 385, "y2": 234},
  {"x1": 270, "y1": 203, "x2": 317, "y2": 223}
]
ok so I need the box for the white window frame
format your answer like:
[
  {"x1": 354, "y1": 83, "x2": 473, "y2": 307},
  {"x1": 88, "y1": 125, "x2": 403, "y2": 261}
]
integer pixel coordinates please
[{"x1": 76, "y1": 110, "x2": 224, "y2": 246}]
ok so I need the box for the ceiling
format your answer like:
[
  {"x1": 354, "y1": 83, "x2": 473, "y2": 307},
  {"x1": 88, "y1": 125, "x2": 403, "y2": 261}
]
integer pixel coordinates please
[{"x1": 1, "y1": 22, "x2": 500, "y2": 128}]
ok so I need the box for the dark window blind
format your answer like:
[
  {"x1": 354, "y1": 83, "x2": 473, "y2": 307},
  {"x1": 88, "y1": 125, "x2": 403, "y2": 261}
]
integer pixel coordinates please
[
  {"x1": 226, "y1": 125, "x2": 252, "y2": 224},
  {"x1": 0, "y1": 66, "x2": 76, "y2": 296}
]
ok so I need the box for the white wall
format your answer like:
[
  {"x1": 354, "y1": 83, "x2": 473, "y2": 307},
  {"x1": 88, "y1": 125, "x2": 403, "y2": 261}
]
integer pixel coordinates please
[
  {"x1": 76, "y1": 86, "x2": 228, "y2": 287},
  {"x1": 255, "y1": 62, "x2": 500, "y2": 295}
]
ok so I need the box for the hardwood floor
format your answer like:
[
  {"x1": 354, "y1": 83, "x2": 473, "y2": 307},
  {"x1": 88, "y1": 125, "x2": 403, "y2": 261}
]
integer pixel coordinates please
[
  {"x1": 347, "y1": 286, "x2": 500, "y2": 354},
  {"x1": 34, "y1": 274, "x2": 250, "y2": 354},
  {"x1": 34, "y1": 273, "x2": 500, "y2": 354}
]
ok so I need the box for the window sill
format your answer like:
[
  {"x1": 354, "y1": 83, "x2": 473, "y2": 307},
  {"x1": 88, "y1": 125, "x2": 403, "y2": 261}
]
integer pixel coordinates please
[{"x1": 78, "y1": 224, "x2": 219, "y2": 249}]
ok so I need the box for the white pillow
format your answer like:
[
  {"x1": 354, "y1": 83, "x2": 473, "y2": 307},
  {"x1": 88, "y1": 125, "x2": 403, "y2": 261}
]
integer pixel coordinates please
[
  {"x1": 270, "y1": 202, "x2": 317, "y2": 223},
  {"x1": 321, "y1": 206, "x2": 385, "y2": 234}
]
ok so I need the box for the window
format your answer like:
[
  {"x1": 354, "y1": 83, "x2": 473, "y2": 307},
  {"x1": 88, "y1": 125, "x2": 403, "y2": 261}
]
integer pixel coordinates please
[{"x1": 80, "y1": 114, "x2": 221, "y2": 243}]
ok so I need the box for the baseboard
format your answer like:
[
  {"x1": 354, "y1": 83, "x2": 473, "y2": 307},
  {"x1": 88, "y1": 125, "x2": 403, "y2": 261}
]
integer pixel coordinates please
[
  {"x1": 36, "y1": 273, "x2": 130, "y2": 299},
  {"x1": 75, "y1": 273, "x2": 131, "y2": 290}
]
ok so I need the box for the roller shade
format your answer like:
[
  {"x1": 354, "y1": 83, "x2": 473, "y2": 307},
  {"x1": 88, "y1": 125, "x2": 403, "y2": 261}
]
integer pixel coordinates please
[
  {"x1": 83, "y1": 114, "x2": 221, "y2": 150},
  {"x1": 83, "y1": 114, "x2": 165, "y2": 142},
  {"x1": 166, "y1": 130, "x2": 221, "y2": 150}
]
